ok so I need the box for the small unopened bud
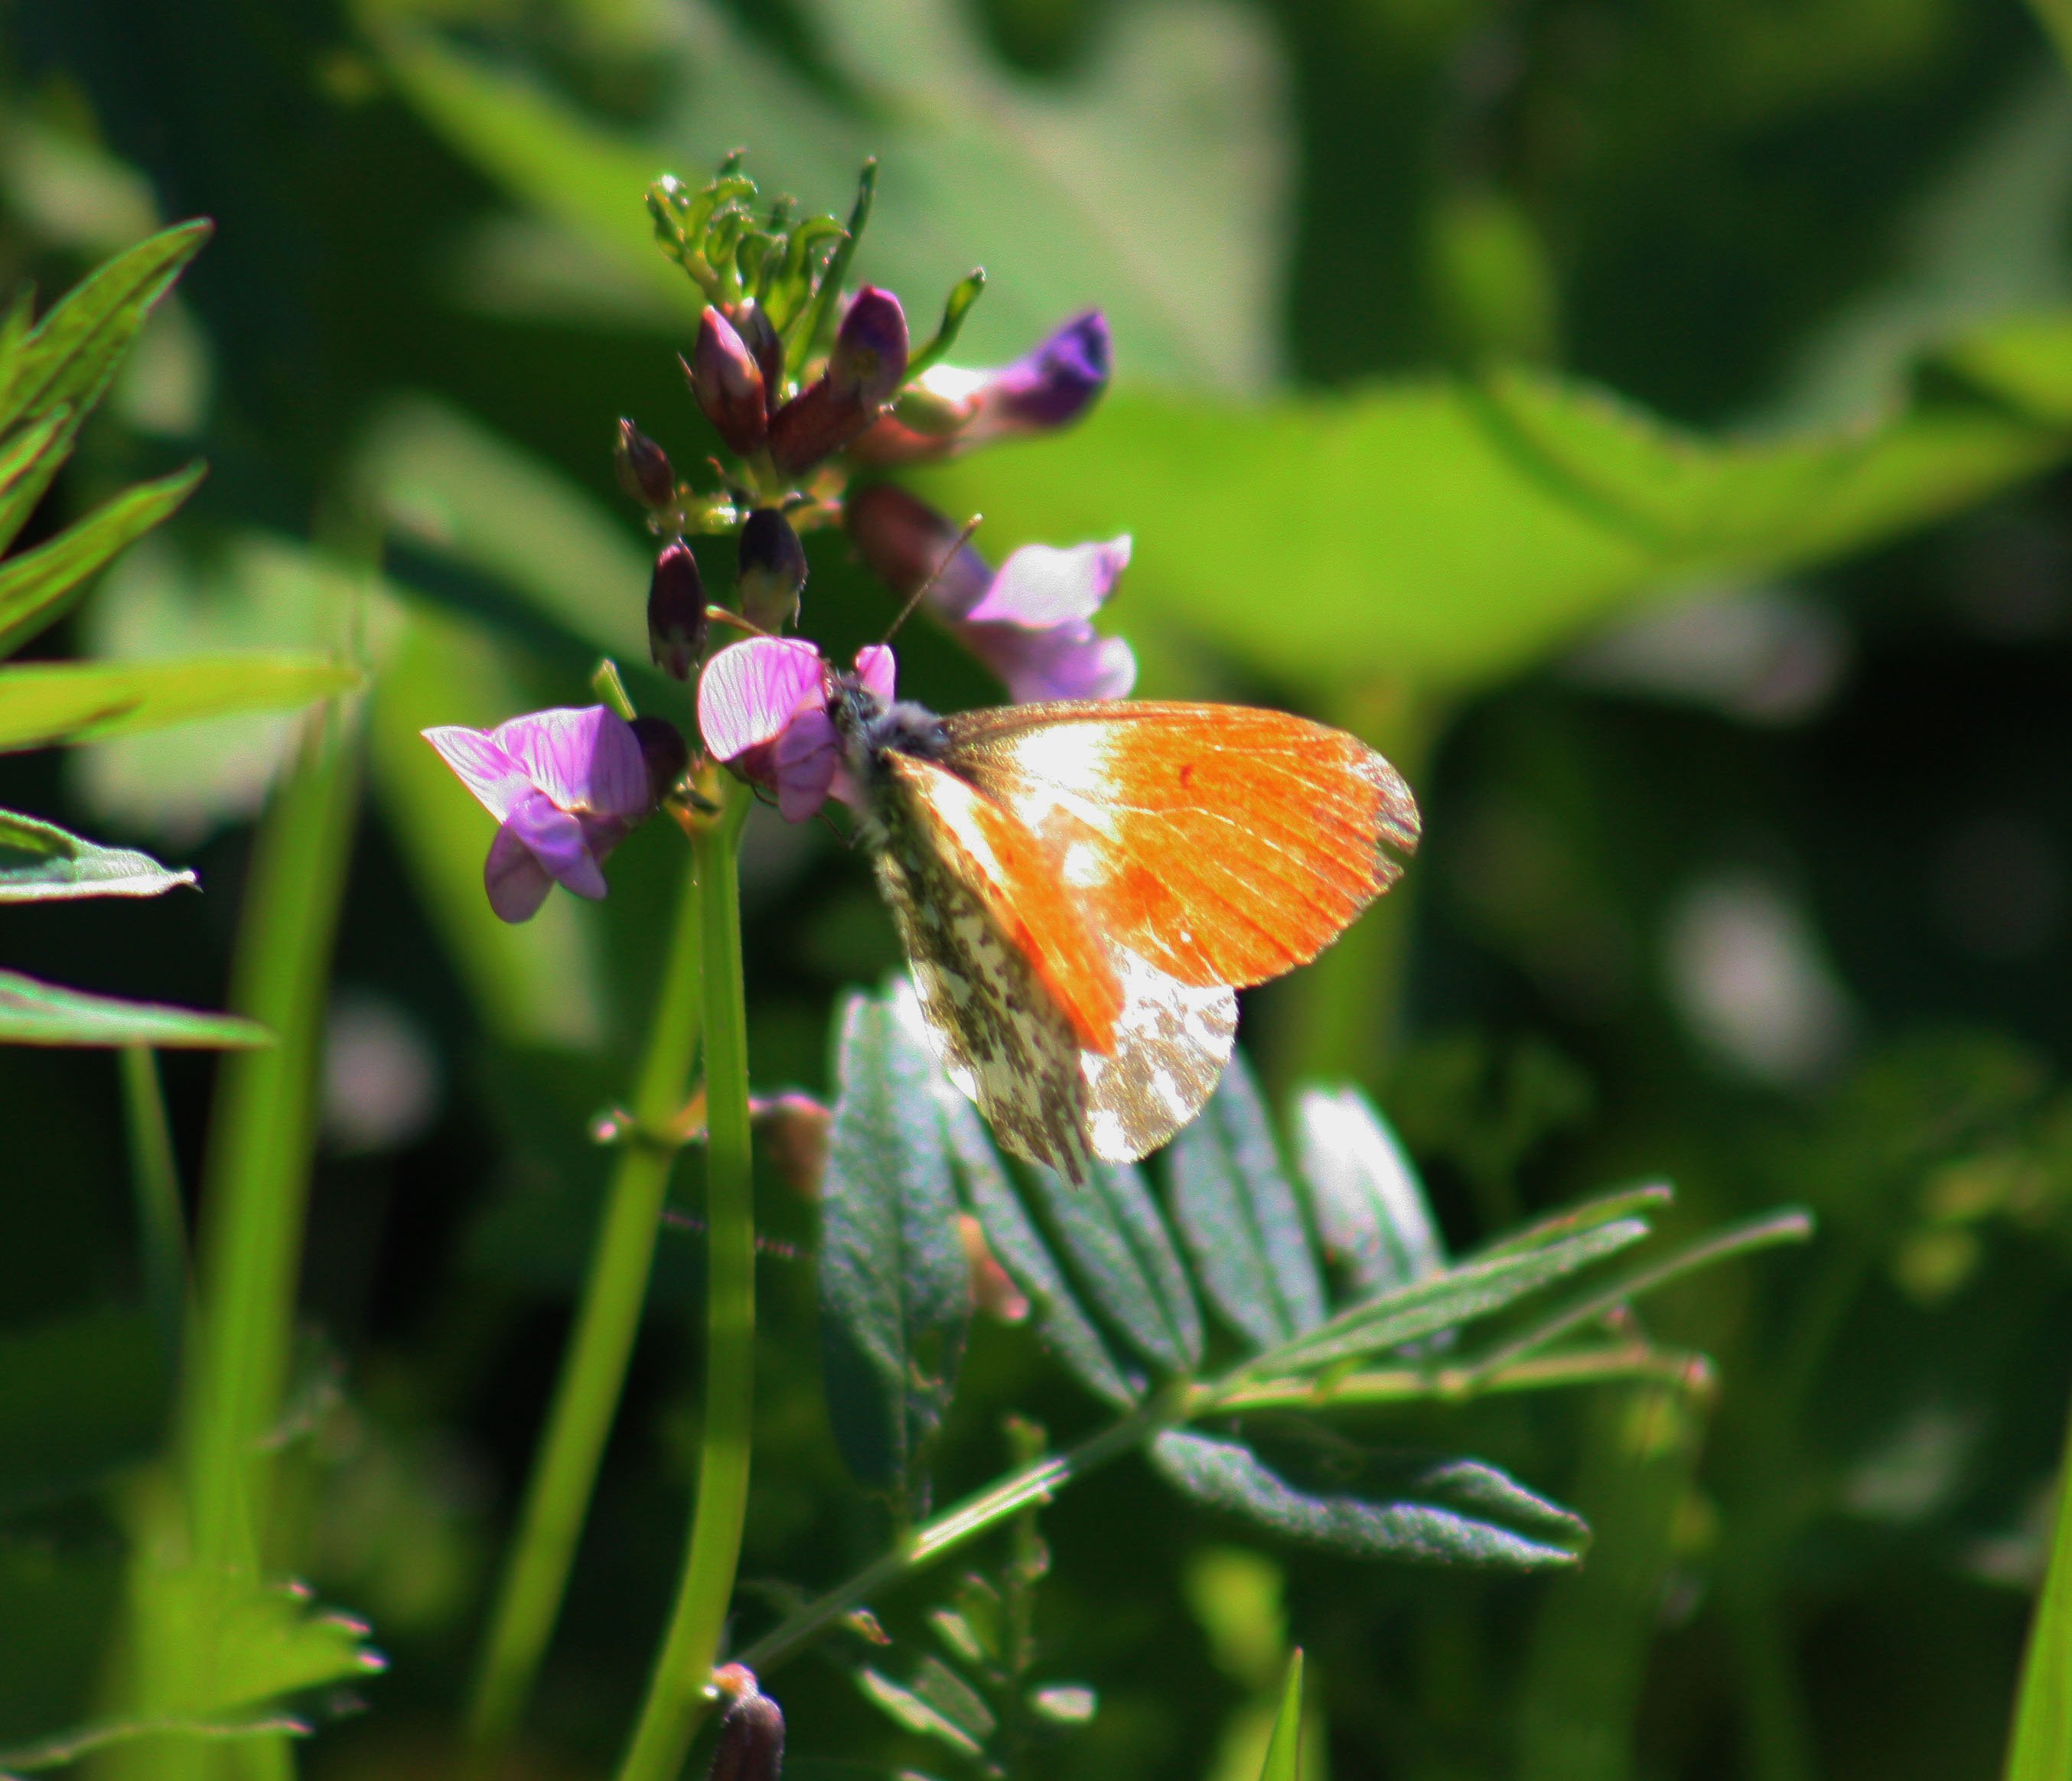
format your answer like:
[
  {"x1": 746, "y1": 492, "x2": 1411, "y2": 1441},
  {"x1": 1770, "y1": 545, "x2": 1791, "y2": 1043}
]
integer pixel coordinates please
[
  {"x1": 615, "y1": 419, "x2": 676, "y2": 509},
  {"x1": 846, "y1": 484, "x2": 990, "y2": 616},
  {"x1": 751, "y1": 1091, "x2": 832, "y2": 1197},
  {"x1": 766, "y1": 288, "x2": 910, "y2": 478},
  {"x1": 737, "y1": 510, "x2": 808, "y2": 633},
  {"x1": 648, "y1": 539, "x2": 708, "y2": 681},
  {"x1": 731, "y1": 300, "x2": 784, "y2": 407},
  {"x1": 709, "y1": 1688, "x2": 785, "y2": 1781},
  {"x1": 690, "y1": 308, "x2": 768, "y2": 456},
  {"x1": 959, "y1": 1213, "x2": 1029, "y2": 1322},
  {"x1": 828, "y1": 287, "x2": 909, "y2": 404},
  {"x1": 629, "y1": 715, "x2": 690, "y2": 805}
]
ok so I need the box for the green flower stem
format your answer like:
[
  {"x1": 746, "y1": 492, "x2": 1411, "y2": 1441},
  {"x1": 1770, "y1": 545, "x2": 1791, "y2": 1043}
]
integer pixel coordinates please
[
  {"x1": 734, "y1": 1389, "x2": 1182, "y2": 1687},
  {"x1": 615, "y1": 786, "x2": 756, "y2": 1781},
  {"x1": 120, "y1": 1044, "x2": 190, "y2": 1366},
  {"x1": 468, "y1": 844, "x2": 709, "y2": 1750}
]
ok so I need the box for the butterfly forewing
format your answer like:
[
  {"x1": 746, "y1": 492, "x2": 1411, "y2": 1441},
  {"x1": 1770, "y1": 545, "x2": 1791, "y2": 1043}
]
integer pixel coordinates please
[{"x1": 937, "y1": 702, "x2": 1420, "y2": 991}]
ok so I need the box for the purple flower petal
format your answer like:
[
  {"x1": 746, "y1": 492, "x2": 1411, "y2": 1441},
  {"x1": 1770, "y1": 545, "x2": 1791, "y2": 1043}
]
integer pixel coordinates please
[
  {"x1": 503, "y1": 789, "x2": 609, "y2": 900},
  {"x1": 853, "y1": 644, "x2": 897, "y2": 704},
  {"x1": 960, "y1": 621, "x2": 1136, "y2": 704},
  {"x1": 423, "y1": 726, "x2": 533, "y2": 823},
  {"x1": 484, "y1": 820, "x2": 556, "y2": 923},
  {"x1": 493, "y1": 707, "x2": 652, "y2": 820},
  {"x1": 699, "y1": 637, "x2": 828, "y2": 764},
  {"x1": 963, "y1": 537, "x2": 1132, "y2": 628},
  {"x1": 772, "y1": 708, "x2": 841, "y2": 821}
]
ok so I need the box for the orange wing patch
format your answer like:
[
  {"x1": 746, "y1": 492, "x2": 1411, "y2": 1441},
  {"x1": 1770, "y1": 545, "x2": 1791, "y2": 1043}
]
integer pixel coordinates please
[
  {"x1": 942, "y1": 702, "x2": 1421, "y2": 991},
  {"x1": 881, "y1": 751, "x2": 1124, "y2": 1052}
]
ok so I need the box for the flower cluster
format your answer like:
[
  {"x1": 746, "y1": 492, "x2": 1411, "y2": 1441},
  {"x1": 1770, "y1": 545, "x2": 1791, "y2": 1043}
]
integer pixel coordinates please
[{"x1": 427, "y1": 155, "x2": 1133, "y2": 915}]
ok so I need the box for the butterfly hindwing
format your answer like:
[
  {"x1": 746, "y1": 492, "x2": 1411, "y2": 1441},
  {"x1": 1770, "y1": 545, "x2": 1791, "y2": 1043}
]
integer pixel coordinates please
[{"x1": 938, "y1": 702, "x2": 1420, "y2": 992}]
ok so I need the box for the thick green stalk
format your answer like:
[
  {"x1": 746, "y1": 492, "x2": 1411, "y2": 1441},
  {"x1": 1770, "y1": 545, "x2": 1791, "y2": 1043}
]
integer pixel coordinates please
[
  {"x1": 615, "y1": 792, "x2": 755, "y2": 1781},
  {"x1": 468, "y1": 847, "x2": 708, "y2": 1749}
]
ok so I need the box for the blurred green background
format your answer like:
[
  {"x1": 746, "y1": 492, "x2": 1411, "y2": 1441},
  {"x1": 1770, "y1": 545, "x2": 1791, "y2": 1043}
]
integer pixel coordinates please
[{"x1": 5, "y1": 0, "x2": 2072, "y2": 1776}]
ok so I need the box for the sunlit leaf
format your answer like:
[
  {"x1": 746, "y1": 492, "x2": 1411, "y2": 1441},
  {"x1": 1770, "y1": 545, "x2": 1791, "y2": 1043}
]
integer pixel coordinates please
[
  {"x1": 1024, "y1": 1157, "x2": 1202, "y2": 1378},
  {"x1": 0, "y1": 970, "x2": 270, "y2": 1049},
  {"x1": 0, "y1": 460, "x2": 204, "y2": 659},
  {"x1": 1256, "y1": 1652, "x2": 1304, "y2": 1781},
  {"x1": 1152, "y1": 1430, "x2": 1587, "y2": 1567},
  {"x1": 1168, "y1": 1054, "x2": 1327, "y2": 1349},
  {"x1": 0, "y1": 654, "x2": 357, "y2": 752},
  {"x1": 857, "y1": 1665, "x2": 985, "y2": 1757},
  {"x1": 1292, "y1": 1086, "x2": 1445, "y2": 1297},
  {"x1": 0, "y1": 808, "x2": 195, "y2": 902},
  {"x1": 821, "y1": 991, "x2": 971, "y2": 1502}
]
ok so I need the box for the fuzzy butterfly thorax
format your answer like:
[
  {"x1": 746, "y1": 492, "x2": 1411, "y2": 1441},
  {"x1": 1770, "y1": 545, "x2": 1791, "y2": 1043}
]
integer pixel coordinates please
[{"x1": 822, "y1": 669, "x2": 1421, "y2": 1185}]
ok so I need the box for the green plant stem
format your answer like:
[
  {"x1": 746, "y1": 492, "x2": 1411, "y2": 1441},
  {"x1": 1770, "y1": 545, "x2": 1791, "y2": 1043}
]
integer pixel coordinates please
[
  {"x1": 735, "y1": 1388, "x2": 1181, "y2": 1685},
  {"x1": 615, "y1": 790, "x2": 756, "y2": 1781},
  {"x1": 184, "y1": 704, "x2": 358, "y2": 1569},
  {"x1": 119, "y1": 1044, "x2": 189, "y2": 1365},
  {"x1": 468, "y1": 846, "x2": 709, "y2": 1750}
]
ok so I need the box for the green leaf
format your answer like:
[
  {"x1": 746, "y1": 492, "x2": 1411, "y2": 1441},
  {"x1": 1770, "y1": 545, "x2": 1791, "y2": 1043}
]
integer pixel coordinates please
[
  {"x1": 1256, "y1": 1652, "x2": 1304, "y2": 1781},
  {"x1": 0, "y1": 460, "x2": 205, "y2": 659},
  {"x1": 1025, "y1": 1156, "x2": 1203, "y2": 1378},
  {"x1": 0, "y1": 969, "x2": 271, "y2": 1049},
  {"x1": 371, "y1": 0, "x2": 1288, "y2": 386},
  {"x1": 820, "y1": 991, "x2": 972, "y2": 1501},
  {"x1": 1152, "y1": 1430, "x2": 1588, "y2": 1568},
  {"x1": 0, "y1": 405, "x2": 72, "y2": 560},
  {"x1": 1292, "y1": 1086, "x2": 1445, "y2": 1297},
  {"x1": 1, "y1": 220, "x2": 210, "y2": 437},
  {"x1": 916, "y1": 321, "x2": 2072, "y2": 693},
  {"x1": 924, "y1": 1011, "x2": 1138, "y2": 1407},
  {"x1": 0, "y1": 1307, "x2": 168, "y2": 1508},
  {"x1": 1256, "y1": 1219, "x2": 1653, "y2": 1374},
  {"x1": 0, "y1": 808, "x2": 195, "y2": 902},
  {"x1": 857, "y1": 1665, "x2": 986, "y2": 1758},
  {"x1": 2002, "y1": 1389, "x2": 2072, "y2": 1781},
  {"x1": 0, "y1": 654, "x2": 358, "y2": 752},
  {"x1": 1168, "y1": 1054, "x2": 1327, "y2": 1349}
]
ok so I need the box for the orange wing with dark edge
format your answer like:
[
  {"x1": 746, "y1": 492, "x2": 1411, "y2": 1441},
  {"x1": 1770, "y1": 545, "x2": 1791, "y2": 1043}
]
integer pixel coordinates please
[
  {"x1": 939, "y1": 701, "x2": 1420, "y2": 992},
  {"x1": 880, "y1": 749, "x2": 1126, "y2": 1052}
]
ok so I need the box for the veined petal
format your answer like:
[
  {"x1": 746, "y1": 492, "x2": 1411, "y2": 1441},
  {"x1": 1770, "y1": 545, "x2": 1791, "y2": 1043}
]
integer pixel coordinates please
[
  {"x1": 699, "y1": 637, "x2": 827, "y2": 763},
  {"x1": 852, "y1": 644, "x2": 897, "y2": 705},
  {"x1": 494, "y1": 706, "x2": 650, "y2": 819},
  {"x1": 503, "y1": 790, "x2": 608, "y2": 900},
  {"x1": 963, "y1": 536, "x2": 1132, "y2": 628},
  {"x1": 423, "y1": 725, "x2": 532, "y2": 824}
]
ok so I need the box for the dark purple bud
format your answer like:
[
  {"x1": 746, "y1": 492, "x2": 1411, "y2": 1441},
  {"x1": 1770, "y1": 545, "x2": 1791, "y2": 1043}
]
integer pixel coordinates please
[
  {"x1": 828, "y1": 286, "x2": 908, "y2": 404},
  {"x1": 751, "y1": 1092, "x2": 832, "y2": 1197},
  {"x1": 845, "y1": 484, "x2": 990, "y2": 617},
  {"x1": 648, "y1": 539, "x2": 708, "y2": 682},
  {"x1": 992, "y1": 308, "x2": 1109, "y2": 431},
  {"x1": 737, "y1": 510, "x2": 808, "y2": 633},
  {"x1": 708, "y1": 1689, "x2": 785, "y2": 1781},
  {"x1": 690, "y1": 307, "x2": 768, "y2": 456},
  {"x1": 628, "y1": 715, "x2": 690, "y2": 806},
  {"x1": 614, "y1": 418, "x2": 676, "y2": 509},
  {"x1": 731, "y1": 300, "x2": 784, "y2": 410},
  {"x1": 766, "y1": 289, "x2": 910, "y2": 478}
]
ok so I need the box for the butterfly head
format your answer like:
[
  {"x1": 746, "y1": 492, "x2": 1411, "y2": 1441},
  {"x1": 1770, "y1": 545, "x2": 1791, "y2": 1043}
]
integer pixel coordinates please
[{"x1": 826, "y1": 666, "x2": 952, "y2": 799}]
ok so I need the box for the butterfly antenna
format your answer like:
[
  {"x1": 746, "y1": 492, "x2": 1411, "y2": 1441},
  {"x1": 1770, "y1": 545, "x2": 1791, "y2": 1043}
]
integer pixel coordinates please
[{"x1": 881, "y1": 513, "x2": 982, "y2": 645}]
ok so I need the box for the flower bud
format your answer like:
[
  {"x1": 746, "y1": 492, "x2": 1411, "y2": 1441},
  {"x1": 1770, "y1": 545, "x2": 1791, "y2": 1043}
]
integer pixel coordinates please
[
  {"x1": 845, "y1": 484, "x2": 989, "y2": 617},
  {"x1": 731, "y1": 299, "x2": 784, "y2": 407},
  {"x1": 690, "y1": 307, "x2": 768, "y2": 456},
  {"x1": 766, "y1": 288, "x2": 910, "y2": 478},
  {"x1": 614, "y1": 419, "x2": 676, "y2": 509},
  {"x1": 751, "y1": 1091, "x2": 832, "y2": 1197},
  {"x1": 737, "y1": 510, "x2": 808, "y2": 634},
  {"x1": 648, "y1": 539, "x2": 708, "y2": 682},
  {"x1": 709, "y1": 1688, "x2": 785, "y2": 1781},
  {"x1": 629, "y1": 715, "x2": 690, "y2": 806}
]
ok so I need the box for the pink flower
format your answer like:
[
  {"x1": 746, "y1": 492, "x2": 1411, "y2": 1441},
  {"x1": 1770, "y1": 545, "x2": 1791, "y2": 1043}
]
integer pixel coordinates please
[
  {"x1": 422, "y1": 706, "x2": 654, "y2": 923},
  {"x1": 846, "y1": 484, "x2": 1135, "y2": 703},
  {"x1": 699, "y1": 638, "x2": 897, "y2": 821}
]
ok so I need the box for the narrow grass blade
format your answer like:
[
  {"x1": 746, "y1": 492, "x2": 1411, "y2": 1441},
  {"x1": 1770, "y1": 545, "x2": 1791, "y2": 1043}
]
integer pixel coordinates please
[
  {"x1": 0, "y1": 654, "x2": 358, "y2": 750},
  {"x1": 0, "y1": 971, "x2": 268, "y2": 1048},
  {"x1": 1257, "y1": 1651, "x2": 1304, "y2": 1781},
  {"x1": 2004, "y1": 1389, "x2": 2072, "y2": 1780}
]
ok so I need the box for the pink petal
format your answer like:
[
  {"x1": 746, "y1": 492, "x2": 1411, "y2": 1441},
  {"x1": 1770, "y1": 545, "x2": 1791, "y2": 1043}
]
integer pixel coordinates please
[
  {"x1": 699, "y1": 637, "x2": 828, "y2": 762},
  {"x1": 423, "y1": 726, "x2": 532, "y2": 824},
  {"x1": 959, "y1": 620, "x2": 1136, "y2": 704},
  {"x1": 772, "y1": 708, "x2": 841, "y2": 822},
  {"x1": 852, "y1": 645, "x2": 897, "y2": 705},
  {"x1": 484, "y1": 818, "x2": 555, "y2": 923},
  {"x1": 493, "y1": 707, "x2": 650, "y2": 819},
  {"x1": 963, "y1": 537, "x2": 1132, "y2": 628},
  {"x1": 503, "y1": 790, "x2": 609, "y2": 900}
]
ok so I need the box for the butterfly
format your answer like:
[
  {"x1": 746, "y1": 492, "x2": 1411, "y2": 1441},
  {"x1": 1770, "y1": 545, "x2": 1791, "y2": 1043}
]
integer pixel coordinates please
[{"x1": 820, "y1": 671, "x2": 1421, "y2": 1184}]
